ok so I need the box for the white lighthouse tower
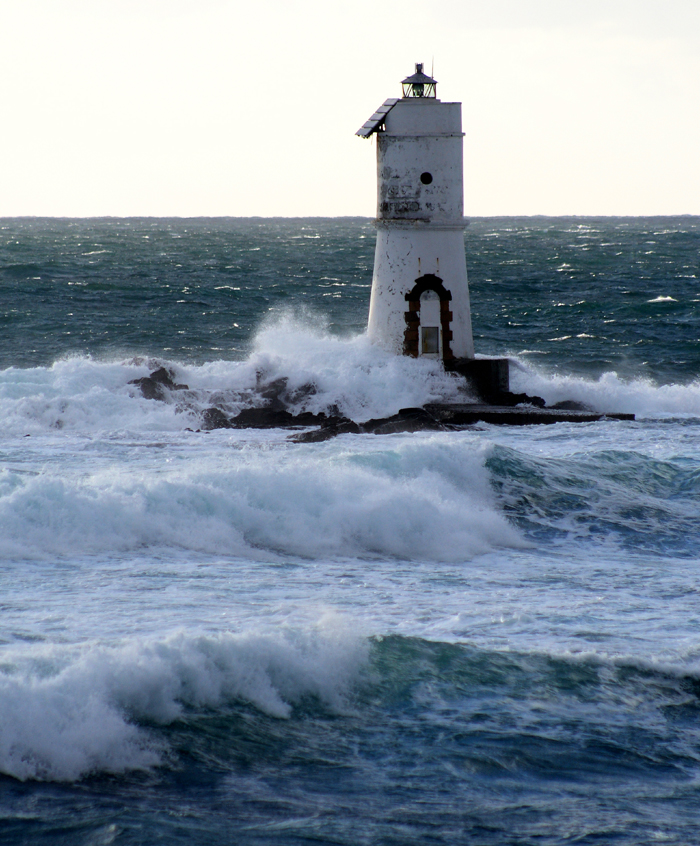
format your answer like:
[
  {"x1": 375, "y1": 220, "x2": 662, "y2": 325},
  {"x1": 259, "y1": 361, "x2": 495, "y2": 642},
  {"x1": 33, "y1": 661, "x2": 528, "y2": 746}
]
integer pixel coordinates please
[{"x1": 357, "y1": 64, "x2": 474, "y2": 364}]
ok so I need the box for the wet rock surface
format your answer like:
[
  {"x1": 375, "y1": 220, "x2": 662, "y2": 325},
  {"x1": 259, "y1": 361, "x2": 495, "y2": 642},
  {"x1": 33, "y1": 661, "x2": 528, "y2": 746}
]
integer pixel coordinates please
[
  {"x1": 483, "y1": 390, "x2": 546, "y2": 408},
  {"x1": 200, "y1": 406, "x2": 236, "y2": 430},
  {"x1": 226, "y1": 407, "x2": 329, "y2": 430},
  {"x1": 289, "y1": 407, "x2": 449, "y2": 443},
  {"x1": 129, "y1": 367, "x2": 189, "y2": 401}
]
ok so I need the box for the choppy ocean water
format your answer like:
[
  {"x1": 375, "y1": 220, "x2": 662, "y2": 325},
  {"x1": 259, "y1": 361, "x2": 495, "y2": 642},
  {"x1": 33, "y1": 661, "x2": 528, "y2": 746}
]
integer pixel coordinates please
[{"x1": 1, "y1": 216, "x2": 699, "y2": 845}]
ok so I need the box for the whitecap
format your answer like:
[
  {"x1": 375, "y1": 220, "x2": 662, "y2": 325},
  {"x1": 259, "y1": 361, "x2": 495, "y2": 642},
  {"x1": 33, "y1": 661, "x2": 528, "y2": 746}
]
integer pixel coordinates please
[
  {"x1": 509, "y1": 359, "x2": 700, "y2": 417},
  {"x1": 0, "y1": 623, "x2": 368, "y2": 781}
]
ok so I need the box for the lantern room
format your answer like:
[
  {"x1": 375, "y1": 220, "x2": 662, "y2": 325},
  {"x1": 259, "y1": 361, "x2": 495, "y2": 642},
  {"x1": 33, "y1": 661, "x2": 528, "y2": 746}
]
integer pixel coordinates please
[{"x1": 401, "y1": 63, "x2": 437, "y2": 99}]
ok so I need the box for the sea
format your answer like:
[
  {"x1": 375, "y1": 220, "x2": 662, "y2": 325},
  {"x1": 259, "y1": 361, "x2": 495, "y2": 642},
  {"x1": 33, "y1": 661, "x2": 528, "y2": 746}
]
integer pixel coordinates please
[{"x1": 1, "y1": 215, "x2": 699, "y2": 845}]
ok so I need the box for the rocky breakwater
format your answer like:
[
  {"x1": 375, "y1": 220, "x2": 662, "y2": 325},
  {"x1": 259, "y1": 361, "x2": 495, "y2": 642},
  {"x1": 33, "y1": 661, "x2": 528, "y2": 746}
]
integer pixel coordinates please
[
  {"x1": 129, "y1": 366, "x2": 633, "y2": 442},
  {"x1": 129, "y1": 366, "x2": 453, "y2": 441}
]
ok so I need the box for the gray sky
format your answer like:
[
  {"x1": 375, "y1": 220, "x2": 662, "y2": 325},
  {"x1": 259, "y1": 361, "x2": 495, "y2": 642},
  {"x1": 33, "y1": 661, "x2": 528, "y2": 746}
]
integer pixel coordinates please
[{"x1": 1, "y1": 0, "x2": 698, "y2": 216}]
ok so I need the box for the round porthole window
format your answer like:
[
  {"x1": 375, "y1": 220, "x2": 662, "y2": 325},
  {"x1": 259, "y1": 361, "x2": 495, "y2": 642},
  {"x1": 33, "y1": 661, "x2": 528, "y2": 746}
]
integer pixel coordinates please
[{"x1": 420, "y1": 172, "x2": 433, "y2": 185}]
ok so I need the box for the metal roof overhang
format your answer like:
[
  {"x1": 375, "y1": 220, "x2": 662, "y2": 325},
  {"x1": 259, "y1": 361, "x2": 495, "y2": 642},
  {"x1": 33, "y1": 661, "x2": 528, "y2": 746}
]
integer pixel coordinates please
[{"x1": 355, "y1": 98, "x2": 400, "y2": 138}]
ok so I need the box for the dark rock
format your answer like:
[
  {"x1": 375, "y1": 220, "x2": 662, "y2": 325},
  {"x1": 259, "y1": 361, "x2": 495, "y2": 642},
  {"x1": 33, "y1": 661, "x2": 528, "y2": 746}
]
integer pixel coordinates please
[
  {"x1": 236, "y1": 408, "x2": 326, "y2": 430},
  {"x1": 289, "y1": 411, "x2": 329, "y2": 427},
  {"x1": 286, "y1": 382, "x2": 318, "y2": 404},
  {"x1": 363, "y1": 407, "x2": 447, "y2": 435},
  {"x1": 150, "y1": 367, "x2": 178, "y2": 388},
  {"x1": 254, "y1": 375, "x2": 318, "y2": 411},
  {"x1": 485, "y1": 390, "x2": 546, "y2": 408},
  {"x1": 201, "y1": 407, "x2": 236, "y2": 430},
  {"x1": 230, "y1": 407, "x2": 302, "y2": 429},
  {"x1": 289, "y1": 408, "x2": 447, "y2": 443},
  {"x1": 201, "y1": 405, "x2": 336, "y2": 432},
  {"x1": 130, "y1": 377, "x2": 167, "y2": 401},
  {"x1": 129, "y1": 367, "x2": 189, "y2": 401},
  {"x1": 289, "y1": 418, "x2": 361, "y2": 443},
  {"x1": 258, "y1": 377, "x2": 289, "y2": 411}
]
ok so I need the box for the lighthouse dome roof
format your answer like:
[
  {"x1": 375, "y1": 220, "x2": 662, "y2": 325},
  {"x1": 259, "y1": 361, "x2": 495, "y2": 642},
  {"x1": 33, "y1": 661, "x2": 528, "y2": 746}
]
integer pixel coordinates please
[{"x1": 401, "y1": 63, "x2": 437, "y2": 86}]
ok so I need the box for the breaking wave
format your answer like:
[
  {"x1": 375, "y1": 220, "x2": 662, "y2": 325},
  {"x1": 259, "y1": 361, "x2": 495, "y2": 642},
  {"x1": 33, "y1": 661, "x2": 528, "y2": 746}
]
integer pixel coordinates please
[
  {"x1": 4, "y1": 630, "x2": 700, "y2": 785},
  {"x1": 0, "y1": 318, "x2": 468, "y2": 437},
  {"x1": 2, "y1": 321, "x2": 700, "y2": 444},
  {"x1": 0, "y1": 623, "x2": 367, "y2": 781},
  {"x1": 510, "y1": 359, "x2": 700, "y2": 417},
  {"x1": 0, "y1": 434, "x2": 521, "y2": 561}
]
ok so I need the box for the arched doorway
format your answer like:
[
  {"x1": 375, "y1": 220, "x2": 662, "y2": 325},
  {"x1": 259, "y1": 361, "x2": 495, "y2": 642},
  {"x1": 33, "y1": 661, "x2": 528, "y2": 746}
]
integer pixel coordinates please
[{"x1": 403, "y1": 274, "x2": 454, "y2": 360}]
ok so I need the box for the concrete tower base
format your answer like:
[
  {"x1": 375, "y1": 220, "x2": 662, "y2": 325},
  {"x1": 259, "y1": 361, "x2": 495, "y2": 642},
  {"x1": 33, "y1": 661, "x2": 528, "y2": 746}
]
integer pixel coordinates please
[{"x1": 368, "y1": 224, "x2": 474, "y2": 360}]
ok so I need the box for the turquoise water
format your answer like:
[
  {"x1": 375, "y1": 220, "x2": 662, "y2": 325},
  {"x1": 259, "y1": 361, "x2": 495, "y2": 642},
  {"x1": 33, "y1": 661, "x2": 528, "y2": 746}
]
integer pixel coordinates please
[{"x1": 1, "y1": 217, "x2": 699, "y2": 845}]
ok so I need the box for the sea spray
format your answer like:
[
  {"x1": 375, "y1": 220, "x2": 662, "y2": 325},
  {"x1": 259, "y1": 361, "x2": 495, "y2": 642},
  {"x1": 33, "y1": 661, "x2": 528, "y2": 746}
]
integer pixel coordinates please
[
  {"x1": 0, "y1": 319, "x2": 469, "y2": 436},
  {"x1": 247, "y1": 314, "x2": 469, "y2": 421},
  {"x1": 4, "y1": 321, "x2": 700, "y2": 442}
]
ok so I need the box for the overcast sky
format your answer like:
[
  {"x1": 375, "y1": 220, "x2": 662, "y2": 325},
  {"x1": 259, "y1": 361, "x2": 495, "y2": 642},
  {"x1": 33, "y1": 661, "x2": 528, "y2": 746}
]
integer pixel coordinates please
[{"x1": 1, "y1": 0, "x2": 698, "y2": 217}]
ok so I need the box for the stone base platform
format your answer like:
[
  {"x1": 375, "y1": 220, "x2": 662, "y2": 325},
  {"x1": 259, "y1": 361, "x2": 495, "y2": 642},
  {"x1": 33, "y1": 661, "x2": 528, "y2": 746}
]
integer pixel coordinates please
[
  {"x1": 445, "y1": 358, "x2": 511, "y2": 398},
  {"x1": 425, "y1": 403, "x2": 635, "y2": 426}
]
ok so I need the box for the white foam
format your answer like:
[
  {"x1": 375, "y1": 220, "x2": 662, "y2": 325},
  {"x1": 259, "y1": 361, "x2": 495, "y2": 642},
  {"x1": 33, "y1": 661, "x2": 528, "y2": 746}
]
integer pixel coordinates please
[
  {"x1": 510, "y1": 360, "x2": 700, "y2": 417},
  {"x1": 0, "y1": 356, "x2": 196, "y2": 436},
  {"x1": 246, "y1": 314, "x2": 468, "y2": 422},
  {"x1": 0, "y1": 434, "x2": 522, "y2": 561},
  {"x1": 0, "y1": 622, "x2": 367, "y2": 782},
  {"x1": 4, "y1": 321, "x2": 700, "y2": 434},
  {"x1": 0, "y1": 319, "x2": 469, "y2": 436}
]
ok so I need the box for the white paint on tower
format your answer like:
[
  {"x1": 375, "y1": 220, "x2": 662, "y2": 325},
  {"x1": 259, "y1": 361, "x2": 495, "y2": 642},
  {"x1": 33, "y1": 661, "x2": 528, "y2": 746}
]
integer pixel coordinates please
[{"x1": 357, "y1": 64, "x2": 475, "y2": 362}]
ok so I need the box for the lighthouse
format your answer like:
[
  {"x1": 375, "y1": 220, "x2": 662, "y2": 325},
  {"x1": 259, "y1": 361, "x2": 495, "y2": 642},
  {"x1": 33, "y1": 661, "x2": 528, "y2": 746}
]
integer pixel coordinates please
[{"x1": 357, "y1": 64, "x2": 475, "y2": 364}]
